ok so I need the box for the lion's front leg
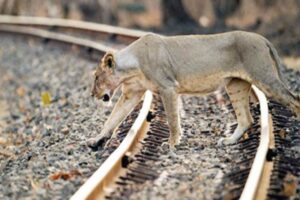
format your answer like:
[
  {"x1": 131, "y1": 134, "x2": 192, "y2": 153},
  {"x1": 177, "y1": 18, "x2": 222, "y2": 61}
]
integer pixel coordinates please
[
  {"x1": 160, "y1": 89, "x2": 182, "y2": 150},
  {"x1": 88, "y1": 91, "x2": 144, "y2": 148}
]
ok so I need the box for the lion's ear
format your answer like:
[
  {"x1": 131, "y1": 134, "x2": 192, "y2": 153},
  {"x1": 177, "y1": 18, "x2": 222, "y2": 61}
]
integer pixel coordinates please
[{"x1": 104, "y1": 53, "x2": 115, "y2": 69}]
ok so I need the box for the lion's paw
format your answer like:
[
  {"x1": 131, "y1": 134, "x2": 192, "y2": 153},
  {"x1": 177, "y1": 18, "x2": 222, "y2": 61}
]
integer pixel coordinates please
[
  {"x1": 217, "y1": 137, "x2": 237, "y2": 146},
  {"x1": 160, "y1": 142, "x2": 178, "y2": 158},
  {"x1": 87, "y1": 135, "x2": 110, "y2": 150}
]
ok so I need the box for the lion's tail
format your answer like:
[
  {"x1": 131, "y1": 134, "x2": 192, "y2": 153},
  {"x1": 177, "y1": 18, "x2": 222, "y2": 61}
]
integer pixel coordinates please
[
  {"x1": 264, "y1": 39, "x2": 285, "y2": 82},
  {"x1": 264, "y1": 38, "x2": 300, "y2": 102}
]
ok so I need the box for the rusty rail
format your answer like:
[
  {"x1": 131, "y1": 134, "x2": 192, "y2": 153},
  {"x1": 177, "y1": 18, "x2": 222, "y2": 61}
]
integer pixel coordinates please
[
  {"x1": 0, "y1": 25, "x2": 114, "y2": 53},
  {"x1": 0, "y1": 15, "x2": 147, "y2": 39}
]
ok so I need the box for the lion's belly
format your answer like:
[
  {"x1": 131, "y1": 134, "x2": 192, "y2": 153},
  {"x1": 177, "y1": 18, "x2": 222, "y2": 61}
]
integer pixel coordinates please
[
  {"x1": 171, "y1": 50, "x2": 238, "y2": 94},
  {"x1": 177, "y1": 74, "x2": 230, "y2": 95}
]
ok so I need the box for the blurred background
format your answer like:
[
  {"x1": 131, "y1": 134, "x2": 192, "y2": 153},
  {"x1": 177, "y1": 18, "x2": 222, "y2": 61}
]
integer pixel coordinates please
[{"x1": 1, "y1": 0, "x2": 300, "y2": 57}]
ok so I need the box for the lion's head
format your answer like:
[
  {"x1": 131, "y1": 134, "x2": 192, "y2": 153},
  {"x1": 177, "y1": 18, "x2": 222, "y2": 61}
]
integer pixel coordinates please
[{"x1": 91, "y1": 52, "x2": 120, "y2": 102}]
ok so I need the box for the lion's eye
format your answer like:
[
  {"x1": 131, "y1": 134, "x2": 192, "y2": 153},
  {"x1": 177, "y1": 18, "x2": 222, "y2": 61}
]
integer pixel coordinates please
[{"x1": 107, "y1": 59, "x2": 113, "y2": 68}]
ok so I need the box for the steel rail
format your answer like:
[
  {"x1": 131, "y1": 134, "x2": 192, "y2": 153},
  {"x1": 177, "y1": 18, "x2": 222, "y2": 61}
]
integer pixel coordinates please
[
  {"x1": 0, "y1": 25, "x2": 114, "y2": 53},
  {"x1": 0, "y1": 15, "x2": 147, "y2": 39},
  {"x1": 71, "y1": 90, "x2": 153, "y2": 200},
  {"x1": 240, "y1": 85, "x2": 270, "y2": 200}
]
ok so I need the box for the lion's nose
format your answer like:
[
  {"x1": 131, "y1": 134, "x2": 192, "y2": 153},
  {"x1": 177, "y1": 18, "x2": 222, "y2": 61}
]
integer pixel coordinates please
[
  {"x1": 103, "y1": 94, "x2": 110, "y2": 102},
  {"x1": 91, "y1": 91, "x2": 95, "y2": 97}
]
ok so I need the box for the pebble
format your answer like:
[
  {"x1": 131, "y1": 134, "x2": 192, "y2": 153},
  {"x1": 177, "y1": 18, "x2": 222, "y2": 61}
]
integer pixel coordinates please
[{"x1": 61, "y1": 127, "x2": 69, "y2": 135}]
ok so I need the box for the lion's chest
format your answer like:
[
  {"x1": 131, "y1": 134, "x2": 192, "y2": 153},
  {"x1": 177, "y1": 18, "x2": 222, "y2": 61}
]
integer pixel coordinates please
[{"x1": 124, "y1": 75, "x2": 159, "y2": 93}]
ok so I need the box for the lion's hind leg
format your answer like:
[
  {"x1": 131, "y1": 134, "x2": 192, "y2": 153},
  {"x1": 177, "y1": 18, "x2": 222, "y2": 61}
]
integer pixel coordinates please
[{"x1": 218, "y1": 78, "x2": 253, "y2": 146}]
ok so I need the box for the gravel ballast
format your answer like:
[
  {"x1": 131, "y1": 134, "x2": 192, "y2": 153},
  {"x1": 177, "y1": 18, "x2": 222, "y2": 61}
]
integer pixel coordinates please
[{"x1": 0, "y1": 34, "x2": 111, "y2": 199}]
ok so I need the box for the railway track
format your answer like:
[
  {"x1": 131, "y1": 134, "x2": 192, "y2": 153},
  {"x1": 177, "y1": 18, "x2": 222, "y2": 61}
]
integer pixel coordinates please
[
  {"x1": 0, "y1": 15, "x2": 147, "y2": 46},
  {"x1": 0, "y1": 15, "x2": 149, "y2": 62},
  {"x1": 70, "y1": 83, "x2": 273, "y2": 199},
  {"x1": 0, "y1": 15, "x2": 299, "y2": 200}
]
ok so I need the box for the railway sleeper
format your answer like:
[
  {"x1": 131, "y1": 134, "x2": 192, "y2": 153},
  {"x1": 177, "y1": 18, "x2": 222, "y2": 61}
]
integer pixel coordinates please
[
  {"x1": 128, "y1": 166, "x2": 158, "y2": 176},
  {"x1": 135, "y1": 154, "x2": 159, "y2": 161},
  {"x1": 149, "y1": 127, "x2": 169, "y2": 135},
  {"x1": 119, "y1": 175, "x2": 145, "y2": 184},
  {"x1": 143, "y1": 137, "x2": 164, "y2": 145},
  {"x1": 147, "y1": 131, "x2": 169, "y2": 138},
  {"x1": 142, "y1": 146, "x2": 160, "y2": 154},
  {"x1": 126, "y1": 171, "x2": 156, "y2": 180},
  {"x1": 125, "y1": 171, "x2": 153, "y2": 181}
]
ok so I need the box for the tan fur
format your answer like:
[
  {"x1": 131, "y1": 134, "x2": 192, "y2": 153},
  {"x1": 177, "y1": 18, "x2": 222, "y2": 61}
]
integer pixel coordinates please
[{"x1": 89, "y1": 31, "x2": 300, "y2": 149}]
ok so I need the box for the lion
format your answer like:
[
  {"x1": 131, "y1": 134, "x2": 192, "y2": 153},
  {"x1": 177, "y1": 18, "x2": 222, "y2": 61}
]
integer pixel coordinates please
[{"x1": 89, "y1": 31, "x2": 300, "y2": 150}]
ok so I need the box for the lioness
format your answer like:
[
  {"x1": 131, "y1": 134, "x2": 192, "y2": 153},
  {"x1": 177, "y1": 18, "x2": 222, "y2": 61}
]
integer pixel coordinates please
[{"x1": 89, "y1": 31, "x2": 300, "y2": 150}]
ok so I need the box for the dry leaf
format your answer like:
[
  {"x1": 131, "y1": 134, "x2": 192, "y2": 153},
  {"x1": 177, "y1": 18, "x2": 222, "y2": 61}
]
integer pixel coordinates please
[
  {"x1": 30, "y1": 177, "x2": 40, "y2": 190},
  {"x1": 41, "y1": 92, "x2": 51, "y2": 106},
  {"x1": 279, "y1": 129, "x2": 286, "y2": 139},
  {"x1": 282, "y1": 172, "x2": 297, "y2": 196},
  {"x1": 16, "y1": 87, "x2": 26, "y2": 97},
  {"x1": 0, "y1": 149, "x2": 15, "y2": 158},
  {"x1": 49, "y1": 170, "x2": 82, "y2": 181},
  {"x1": 243, "y1": 132, "x2": 249, "y2": 139}
]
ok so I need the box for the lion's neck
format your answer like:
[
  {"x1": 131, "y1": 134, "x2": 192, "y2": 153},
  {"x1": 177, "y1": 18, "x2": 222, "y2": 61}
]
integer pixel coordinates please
[
  {"x1": 114, "y1": 48, "x2": 141, "y2": 84},
  {"x1": 119, "y1": 71, "x2": 140, "y2": 83},
  {"x1": 115, "y1": 48, "x2": 139, "y2": 69}
]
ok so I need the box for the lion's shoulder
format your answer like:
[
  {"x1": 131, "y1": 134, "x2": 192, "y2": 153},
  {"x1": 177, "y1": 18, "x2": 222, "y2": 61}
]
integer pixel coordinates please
[{"x1": 137, "y1": 33, "x2": 164, "y2": 45}]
